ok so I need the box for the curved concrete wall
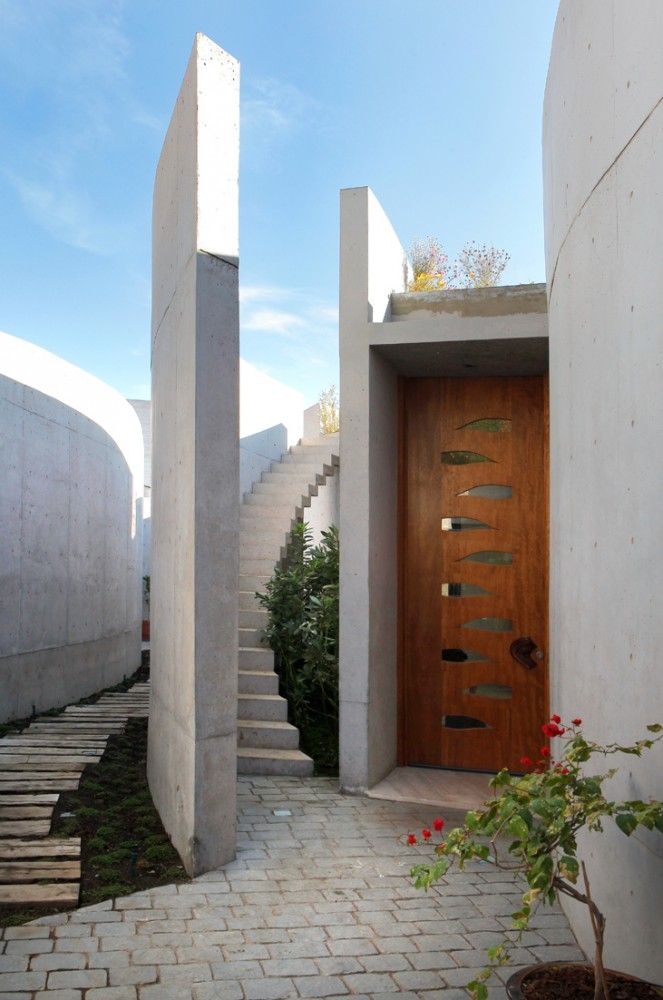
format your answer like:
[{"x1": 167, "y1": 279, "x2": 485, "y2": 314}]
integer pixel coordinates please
[
  {"x1": 0, "y1": 331, "x2": 143, "y2": 722},
  {"x1": 544, "y1": 2, "x2": 663, "y2": 981}
]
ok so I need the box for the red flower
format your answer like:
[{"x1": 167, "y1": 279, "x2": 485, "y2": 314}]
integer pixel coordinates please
[
  {"x1": 433, "y1": 817, "x2": 445, "y2": 832},
  {"x1": 540, "y1": 746, "x2": 551, "y2": 757},
  {"x1": 542, "y1": 722, "x2": 563, "y2": 737},
  {"x1": 550, "y1": 714, "x2": 561, "y2": 724},
  {"x1": 572, "y1": 718, "x2": 582, "y2": 727},
  {"x1": 422, "y1": 828, "x2": 432, "y2": 840},
  {"x1": 520, "y1": 756, "x2": 532, "y2": 767},
  {"x1": 558, "y1": 727, "x2": 566, "y2": 735},
  {"x1": 561, "y1": 767, "x2": 570, "y2": 775},
  {"x1": 407, "y1": 834, "x2": 417, "y2": 846}
]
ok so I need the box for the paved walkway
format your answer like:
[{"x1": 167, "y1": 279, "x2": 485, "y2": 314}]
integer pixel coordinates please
[{"x1": 0, "y1": 776, "x2": 583, "y2": 999}]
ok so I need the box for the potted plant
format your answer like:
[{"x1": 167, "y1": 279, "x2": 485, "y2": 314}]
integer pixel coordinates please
[{"x1": 407, "y1": 715, "x2": 663, "y2": 1000}]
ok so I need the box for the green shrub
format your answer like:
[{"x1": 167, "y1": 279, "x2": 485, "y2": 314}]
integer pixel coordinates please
[{"x1": 258, "y1": 523, "x2": 339, "y2": 771}]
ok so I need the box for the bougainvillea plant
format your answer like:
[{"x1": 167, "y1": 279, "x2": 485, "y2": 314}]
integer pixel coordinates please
[{"x1": 407, "y1": 717, "x2": 663, "y2": 1000}]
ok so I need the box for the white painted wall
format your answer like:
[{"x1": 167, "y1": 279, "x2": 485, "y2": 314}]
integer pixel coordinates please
[
  {"x1": 0, "y1": 331, "x2": 143, "y2": 722},
  {"x1": 148, "y1": 34, "x2": 239, "y2": 876},
  {"x1": 544, "y1": 1, "x2": 663, "y2": 982}
]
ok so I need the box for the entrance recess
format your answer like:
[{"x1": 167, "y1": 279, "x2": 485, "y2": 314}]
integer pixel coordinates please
[{"x1": 399, "y1": 376, "x2": 548, "y2": 773}]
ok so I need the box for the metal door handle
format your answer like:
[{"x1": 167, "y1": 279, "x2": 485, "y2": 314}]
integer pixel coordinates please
[{"x1": 509, "y1": 636, "x2": 542, "y2": 670}]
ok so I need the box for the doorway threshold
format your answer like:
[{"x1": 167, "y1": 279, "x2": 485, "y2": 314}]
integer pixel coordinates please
[{"x1": 366, "y1": 766, "x2": 495, "y2": 813}]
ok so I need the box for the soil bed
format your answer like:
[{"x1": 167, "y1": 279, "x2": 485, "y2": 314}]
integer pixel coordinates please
[{"x1": 518, "y1": 963, "x2": 662, "y2": 1000}]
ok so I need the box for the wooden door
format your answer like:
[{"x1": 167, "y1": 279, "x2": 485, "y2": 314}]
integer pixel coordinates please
[{"x1": 400, "y1": 376, "x2": 548, "y2": 773}]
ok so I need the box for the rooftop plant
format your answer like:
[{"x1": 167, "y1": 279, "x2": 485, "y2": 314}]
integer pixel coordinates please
[
  {"x1": 407, "y1": 715, "x2": 663, "y2": 1000},
  {"x1": 407, "y1": 237, "x2": 510, "y2": 291}
]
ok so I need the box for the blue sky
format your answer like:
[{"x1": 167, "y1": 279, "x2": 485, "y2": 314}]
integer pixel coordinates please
[{"x1": 0, "y1": 0, "x2": 558, "y2": 404}]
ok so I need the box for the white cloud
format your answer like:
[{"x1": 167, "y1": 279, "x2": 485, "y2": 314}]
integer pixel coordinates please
[
  {"x1": 241, "y1": 77, "x2": 317, "y2": 143},
  {"x1": 243, "y1": 309, "x2": 306, "y2": 338}
]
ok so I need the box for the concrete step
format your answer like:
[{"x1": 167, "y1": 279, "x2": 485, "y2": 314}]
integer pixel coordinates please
[
  {"x1": 237, "y1": 719, "x2": 299, "y2": 750},
  {"x1": 240, "y1": 558, "x2": 278, "y2": 576},
  {"x1": 239, "y1": 609, "x2": 269, "y2": 629},
  {"x1": 237, "y1": 747, "x2": 314, "y2": 776},
  {"x1": 243, "y1": 492, "x2": 311, "y2": 509},
  {"x1": 289, "y1": 441, "x2": 338, "y2": 457},
  {"x1": 267, "y1": 463, "x2": 330, "y2": 478},
  {"x1": 239, "y1": 646, "x2": 274, "y2": 670},
  {"x1": 239, "y1": 627, "x2": 265, "y2": 649},
  {"x1": 238, "y1": 693, "x2": 288, "y2": 721},
  {"x1": 238, "y1": 669, "x2": 279, "y2": 695},
  {"x1": 250, "y1": 481, "x2": 318, "y2": 499},
  {"x1": 259, "y1": 471, "x2": 324, "y2": 488},
  {"x1": 240, "y1": 544, "x2": 283, "y2": 563},
  {"x1": 240, "y1": 589, "x2": 267, "y2": 610}
]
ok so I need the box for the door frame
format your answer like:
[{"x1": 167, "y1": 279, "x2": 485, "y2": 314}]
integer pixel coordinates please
[{"x1": 396, "y1": 374, "x2": 550, "y2": 769}]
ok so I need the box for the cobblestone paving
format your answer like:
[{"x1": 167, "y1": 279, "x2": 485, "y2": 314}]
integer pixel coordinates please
[{"x1": 0, "y1": 776, "x2": 583, "y2": 999}]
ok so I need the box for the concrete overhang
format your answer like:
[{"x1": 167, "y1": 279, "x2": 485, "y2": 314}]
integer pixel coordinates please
[{"x1": 370, "y1": 283, "x2": 548, "y2": 378}]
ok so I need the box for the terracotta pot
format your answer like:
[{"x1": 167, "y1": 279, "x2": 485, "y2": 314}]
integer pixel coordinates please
[{"x1": 506, "y1": 961, "x2": 663, "y2": 999}]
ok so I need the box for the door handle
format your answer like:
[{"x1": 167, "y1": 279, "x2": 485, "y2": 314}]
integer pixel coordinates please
[{"x1": 509, "y1": 636, "x2": 542, "y2": 670}]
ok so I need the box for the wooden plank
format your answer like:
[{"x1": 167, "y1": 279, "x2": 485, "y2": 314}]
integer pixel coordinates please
[
  {"x1": 0, "y1": 752, "x2": 101, "y2": 771},
  {"x1": 1, "y1": 738, "x2": 107, "y2": 747},
  {"x1": 0, "y1": 861, "x2": 80, "y2": 882},
  {"x1": 0, "y1": 770, "x2": 84, "y2": 780},
  {"x1": 0, "y1": 806, "x2": 54, "y2": 820},
  {"x1": 0, "y1": 780, "x2": 79, "y2": 792},
  {"x1": 0, "y1": 761, "x2": 89, "y2": 772},
  {"x1": 0, "y1": 838, "x2": 80, "y2": 859},
  {"x1": 0, "y1": 744, "x2": 102, "y2": 753},
  {"x1": 0, "y1": 882, "x2": 79, "y2": 907},
  {"x1": 0, "y1": 820, "x2": 52, "y2": 836},
  {"x1": 0, "y1": 794, "x2": 59, "y2": 805}
]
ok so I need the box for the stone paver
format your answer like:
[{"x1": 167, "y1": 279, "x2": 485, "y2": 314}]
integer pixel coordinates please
[{"x1": 0, "y1": 777, "x2": 583, "y2": 998}]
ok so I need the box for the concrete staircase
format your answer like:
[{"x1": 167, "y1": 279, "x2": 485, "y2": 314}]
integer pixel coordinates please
[{"x1": 237, "y1": 436, "x2": 340, "y2": 776}]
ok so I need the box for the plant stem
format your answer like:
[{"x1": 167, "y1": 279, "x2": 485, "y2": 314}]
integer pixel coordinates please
[{"x1": 581, "y1": 862, "x2": 608, "y2": 1000}]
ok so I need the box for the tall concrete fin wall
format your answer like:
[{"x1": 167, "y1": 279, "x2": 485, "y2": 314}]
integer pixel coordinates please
[
  {"x1": 544, "y1": 1, "x2": 663, "y2": 981},
  {"x1": 339, "y1": 188, "x2": 408, "y2": 793},
  {"x1": 0, "y1": 331, "x2": 143, "y2": 723},
  {"x1": 148, "y1": 34, "x2": 239, "y2": 876}
]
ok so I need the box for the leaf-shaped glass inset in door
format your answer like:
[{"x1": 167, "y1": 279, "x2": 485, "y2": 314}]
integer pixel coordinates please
[
  {"x1": 464, "y1": 684, "x2": 513, "y2": 700},
  {"x1": 457, "y1": 418, "x2": 511, "y2": 433},
  {"x1": 457, "y1": 484, "x2": 512, "y2": 500},
  {"x1": 441, "y1": 451, "x2": 495, "y2": 465},
  {"x1": 441, "y1": 583, "x2": 492, "y2": 597},
  {"x1": 441, "y1": 517, "x2": 493, "y2": 532},
  {"x1": 441, "y1": 648, "x2": 491, "y2": 663},
  {"x1": 441, "y1": 715, "x2": 490, "y2": 729},
  {"x1": 461, "y1": 617, "x2": 513, "y2": 632},
  {"x1": 460, "y1": 550, "x2": 513, "y2": 565}
]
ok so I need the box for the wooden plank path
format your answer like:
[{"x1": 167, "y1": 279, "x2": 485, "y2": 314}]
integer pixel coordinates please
[{"x1": 0, "y1": 682, "x2": 149, "y2": 909}]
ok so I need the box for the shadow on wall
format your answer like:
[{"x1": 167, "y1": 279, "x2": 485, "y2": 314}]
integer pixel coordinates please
[{"x1": 0, "y1": 331, "x2": 144, "y2": 724}]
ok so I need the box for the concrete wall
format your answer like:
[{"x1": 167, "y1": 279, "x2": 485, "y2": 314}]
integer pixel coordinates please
[
  {"x1": 543, "y1": 2, "x2": 663, "y2": 981},
  {"x1": 338, "y1": 187, "x2": 548, "y2": 794},
  {"x1": 305, "y1": 467, "x2": 340, "y2": 546},
  {"x1": 0, "y1": 331, "x2": 143, "y2": 723},
  {"x1": 148, "y1": 34, "x2": 239, "y2": 876}
]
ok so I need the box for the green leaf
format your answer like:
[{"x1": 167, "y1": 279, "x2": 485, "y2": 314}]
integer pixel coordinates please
[
  {"x1": 508, "y1": 815, "x2": 530, "y2": 842},
  {"x1": 646, "y1": 723, "x2": 662, "y2": 733},
  {"x1": 615, "y1": 813, "x2": 638, "y2": 836}
]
